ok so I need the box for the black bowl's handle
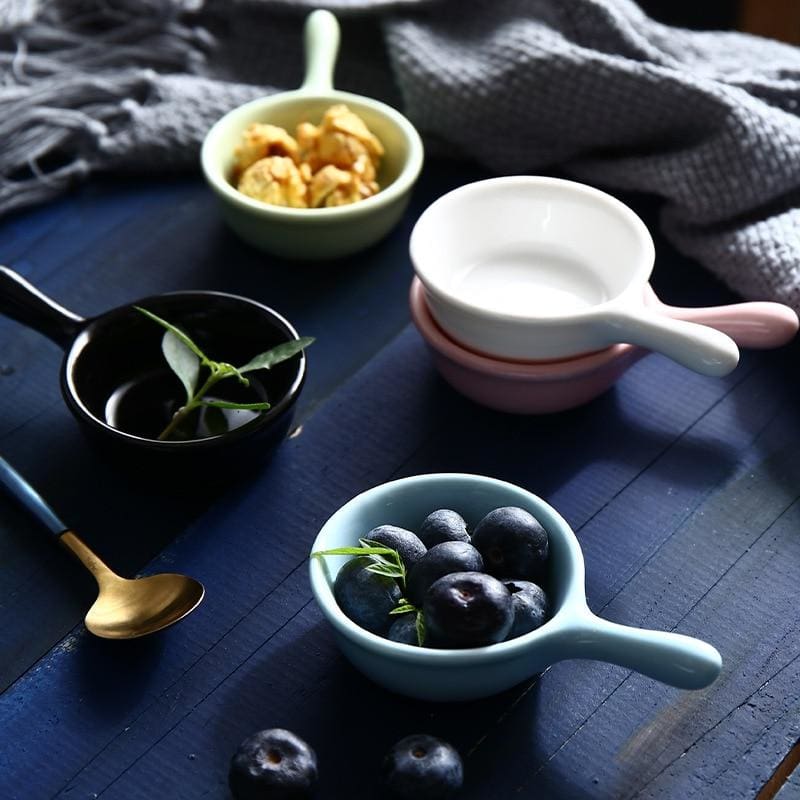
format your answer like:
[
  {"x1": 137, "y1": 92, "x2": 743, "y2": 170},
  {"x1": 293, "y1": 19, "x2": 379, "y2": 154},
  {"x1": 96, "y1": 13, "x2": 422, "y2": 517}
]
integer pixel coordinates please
[{"x1": 0, "y1": 266, "x2": 85, "y2": 348}]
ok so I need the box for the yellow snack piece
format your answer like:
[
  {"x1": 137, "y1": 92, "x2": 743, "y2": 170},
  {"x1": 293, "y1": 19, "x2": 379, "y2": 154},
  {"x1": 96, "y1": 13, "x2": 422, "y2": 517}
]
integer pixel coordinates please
[
  {"x1": 232, "y1": 105, "x2": 383, "y2": 209},
  {"x1": 323, "y1": 104, "x2": 384, "y2": 159},
  {"x1": 237, "y1": 156, "x2": 308, "y2": 208},
  {"x1": 309, "y1": 164, "x2": 380, "y2": 208},
  {"x1": 233, "y1": 123, "x2": 300, "y2": 178}
]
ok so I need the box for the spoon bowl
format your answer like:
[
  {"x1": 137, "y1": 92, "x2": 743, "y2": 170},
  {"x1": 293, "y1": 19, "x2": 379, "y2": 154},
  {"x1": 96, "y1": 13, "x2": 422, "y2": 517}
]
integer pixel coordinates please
[
  {"x1": 201, "y1": 10, "x2": 424, "y2": 259},
  {"x1": 309, "y1": 473, "x2": 722, "y2": 701},
  {"x1": 0, "y1": 457, "x2": 204, "y2": 639},
  {"x1": 83, "y1": 569, "x2": 205, "y2": 640}
]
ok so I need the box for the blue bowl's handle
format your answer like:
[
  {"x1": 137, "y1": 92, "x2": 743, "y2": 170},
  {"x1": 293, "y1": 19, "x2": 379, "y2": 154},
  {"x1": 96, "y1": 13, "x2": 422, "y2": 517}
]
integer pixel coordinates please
[
  {"x1": 300, "y1": 9, "x2": 340, "y2": 94},
  {"x1": 0, "y1": 266, "x2": 85, "y2": 349},
  {"x1": 0, "y1": 455, "x2": 67, "y2": 537},
  {"x1": 560, "y1": 612, "x2": 722, "y2": 689}
]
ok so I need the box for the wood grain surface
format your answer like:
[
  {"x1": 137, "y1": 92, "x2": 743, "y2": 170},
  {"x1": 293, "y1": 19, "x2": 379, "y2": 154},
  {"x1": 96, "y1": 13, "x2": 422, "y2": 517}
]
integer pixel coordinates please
[{"x1": 0, "y1": 163, "x2": 798, "y2": 799}]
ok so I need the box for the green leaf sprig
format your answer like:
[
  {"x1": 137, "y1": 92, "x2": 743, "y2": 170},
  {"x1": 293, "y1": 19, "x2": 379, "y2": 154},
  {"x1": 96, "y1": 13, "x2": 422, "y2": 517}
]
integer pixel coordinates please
[
  {"x1": 135, "y1": 306, "x2": 313, "y2": 441},
  {"x1": 311, "y1": 539, "x2": 425, "y2": 645}
]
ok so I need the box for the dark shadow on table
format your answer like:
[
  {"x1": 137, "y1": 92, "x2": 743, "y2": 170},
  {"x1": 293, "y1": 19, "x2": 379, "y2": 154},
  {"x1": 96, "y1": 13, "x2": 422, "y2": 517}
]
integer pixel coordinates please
[
  {"x1": 203, "y1": 619, "x2": 589, "y2": 800},
  {"x1": 393, "y1": 360, "x2": 741, "y2": 502},
  {"x1": 73, "y1": 632, "x2": 167, "y2": 721}
]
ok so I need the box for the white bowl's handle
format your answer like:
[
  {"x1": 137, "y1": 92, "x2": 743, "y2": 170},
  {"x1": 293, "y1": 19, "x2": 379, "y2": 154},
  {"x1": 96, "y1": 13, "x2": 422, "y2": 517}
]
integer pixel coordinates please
[
  {"x1": 559, "y1": 612, "x2": 722, "y2": 689},
  {"x1": 300, "y1": 9, "x2": 340, "y2": 93},
  {"x1": 597, "y1": 307, "x2": 739, "y2": 377}
]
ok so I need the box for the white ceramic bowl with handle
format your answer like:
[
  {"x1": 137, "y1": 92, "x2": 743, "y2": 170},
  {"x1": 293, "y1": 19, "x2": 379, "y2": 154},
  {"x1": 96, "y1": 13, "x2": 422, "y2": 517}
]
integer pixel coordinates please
[{"x1": 410, "y1": 177, "x2": 740, "y2": 376}]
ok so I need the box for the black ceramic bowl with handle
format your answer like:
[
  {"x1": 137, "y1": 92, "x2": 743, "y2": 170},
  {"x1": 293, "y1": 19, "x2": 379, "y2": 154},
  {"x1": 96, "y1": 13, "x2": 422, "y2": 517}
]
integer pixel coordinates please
[{"x1": 0, "y1": 267, "x2": 307, "y2": 473}]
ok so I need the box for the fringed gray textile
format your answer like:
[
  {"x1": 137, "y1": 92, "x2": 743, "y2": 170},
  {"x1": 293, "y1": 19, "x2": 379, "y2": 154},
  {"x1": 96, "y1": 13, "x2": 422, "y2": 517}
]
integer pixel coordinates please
[{"x1": 2, "y1": 0, "x2": 800, "y2": 312}]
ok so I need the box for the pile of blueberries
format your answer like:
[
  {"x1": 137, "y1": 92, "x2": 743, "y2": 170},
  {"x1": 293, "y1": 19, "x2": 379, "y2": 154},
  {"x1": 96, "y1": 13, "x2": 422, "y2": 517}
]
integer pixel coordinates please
[{"x1": 332, "y1": 506, "x2": 551, "y2": 648}]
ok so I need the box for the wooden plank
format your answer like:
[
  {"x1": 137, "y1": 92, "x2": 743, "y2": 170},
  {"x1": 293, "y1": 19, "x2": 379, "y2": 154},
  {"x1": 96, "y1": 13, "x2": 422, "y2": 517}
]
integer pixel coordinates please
[{"x1": 1, "y1": 315, "x2": 797, "y2": 798}]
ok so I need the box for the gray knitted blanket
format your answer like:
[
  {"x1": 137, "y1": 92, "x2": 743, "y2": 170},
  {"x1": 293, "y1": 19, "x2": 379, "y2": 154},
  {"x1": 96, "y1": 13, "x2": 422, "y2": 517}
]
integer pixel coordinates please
[{"x1": 3, "y1": 0, "x2": 800, "y2": 312}]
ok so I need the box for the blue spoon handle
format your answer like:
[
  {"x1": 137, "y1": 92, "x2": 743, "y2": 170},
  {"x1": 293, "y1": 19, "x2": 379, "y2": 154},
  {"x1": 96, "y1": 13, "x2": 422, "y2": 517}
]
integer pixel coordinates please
[{"x1": 0, "y1": 455, "x2": 67, "y2": 536}]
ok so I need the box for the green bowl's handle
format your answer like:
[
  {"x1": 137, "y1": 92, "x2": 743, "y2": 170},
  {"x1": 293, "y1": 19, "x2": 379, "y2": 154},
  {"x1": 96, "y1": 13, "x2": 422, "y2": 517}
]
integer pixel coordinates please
[
  {"x1": 300, "y1": 9, "x2": 340, "y2": 94},
  {"x1": 559, "y1": 612, "x2": 722, "y2": 690}
]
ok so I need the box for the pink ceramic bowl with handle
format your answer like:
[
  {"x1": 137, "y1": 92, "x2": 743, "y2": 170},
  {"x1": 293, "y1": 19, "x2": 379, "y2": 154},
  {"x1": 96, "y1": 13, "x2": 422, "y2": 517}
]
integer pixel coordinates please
[{"x1": 409, "y1": 277, "x2": 798, "y2": 414}]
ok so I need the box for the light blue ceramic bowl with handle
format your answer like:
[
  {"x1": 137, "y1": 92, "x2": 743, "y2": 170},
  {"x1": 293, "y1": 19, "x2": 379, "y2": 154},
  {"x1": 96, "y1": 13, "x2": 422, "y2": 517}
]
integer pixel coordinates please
[{"x1": 309, "y1": 473, "x2": 722, "y2": 702}]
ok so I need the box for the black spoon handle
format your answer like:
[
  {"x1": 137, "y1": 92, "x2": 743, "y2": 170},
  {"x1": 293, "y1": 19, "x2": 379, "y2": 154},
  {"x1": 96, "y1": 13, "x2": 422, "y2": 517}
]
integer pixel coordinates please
[
  {"x1": 0, "y1": 455, "x2": 67, "y2": 537},
  {"x1": 0, "y1": 266, "x2": 85, "y2": 348}
]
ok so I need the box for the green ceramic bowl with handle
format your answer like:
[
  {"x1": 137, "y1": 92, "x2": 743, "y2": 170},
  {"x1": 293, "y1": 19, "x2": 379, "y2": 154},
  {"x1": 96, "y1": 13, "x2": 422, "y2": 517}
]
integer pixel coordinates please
[
  {"x1": 309, "y1": 473, "x2": 722, "y2": 702},
  {"x1": 201, "y1": 9, "x2": 424, "y2": 260}
]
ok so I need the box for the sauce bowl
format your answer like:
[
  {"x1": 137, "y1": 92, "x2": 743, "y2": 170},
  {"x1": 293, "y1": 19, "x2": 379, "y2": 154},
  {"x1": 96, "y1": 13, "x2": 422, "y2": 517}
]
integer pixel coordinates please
[
  {"x1": 0, "y1": 267, "x2": 307, "y2": 470},
  {"x1": 201, "y1": 10, "x2": 424, "y2": 260},
  {"x1": 409, "y1": 277, "x2": 797, "y2": 414},
  {"x1": 410, "y1": 176, "x2": 740, "y2": 375},
  {"x1": 309, "y1": 473, "x2": 722, "y2": 702}
]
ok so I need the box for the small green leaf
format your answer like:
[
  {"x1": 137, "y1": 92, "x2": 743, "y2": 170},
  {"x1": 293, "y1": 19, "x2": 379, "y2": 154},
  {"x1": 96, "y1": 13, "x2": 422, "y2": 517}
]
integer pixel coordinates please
[
  {"x1": 162, "y1": 331, "x2": 200, "y2": 402},
  {"x1": 390, "y1": 603, "x2": 416, "y2": 616},
  {"x1": 135, "y1": 306, "x2": 209, "y2": 361},
  {"x1": 360, "y1": 539, "x2": 406, "y2": 587},
  {"x1": 237, "y1": 336, "x2": 315, "y2": 373},
  {"x1": 365, "y1": 562, "x2": 404, "y2": 579},
  {"x1": 200, "y1": 400, "x2": 270, "y2": 410},
  {"x1": 311, "y1": 546, "x2": 398, "y2": 559},
  {"x1": 415, "y1": 610, "x2": 426, "y2": 646}
]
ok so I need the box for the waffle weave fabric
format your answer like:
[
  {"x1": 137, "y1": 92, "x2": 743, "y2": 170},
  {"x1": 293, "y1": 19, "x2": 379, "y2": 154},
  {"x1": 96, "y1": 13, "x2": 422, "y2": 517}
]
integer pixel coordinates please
[{"x1": 2, "y1": 0, "x2": 800, "y2": 310}]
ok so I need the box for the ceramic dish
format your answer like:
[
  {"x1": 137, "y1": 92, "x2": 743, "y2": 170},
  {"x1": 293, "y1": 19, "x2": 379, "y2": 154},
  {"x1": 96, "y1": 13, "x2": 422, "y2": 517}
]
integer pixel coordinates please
[
  {"x1": 201, "y1": 10, "x2": 424, "y2": 260},
  {"x1": 309, "y1": 473, "x2": 722, "y2": 702},
  {"x1": 410, "y1": 176, "x2": 739, "y2": 375},
  {"x1": 409, "y1": 277, "x2": 798, "y2": 414},
  {"x1": 0, "y1": 267, "x2": 306, "y2": 470}
]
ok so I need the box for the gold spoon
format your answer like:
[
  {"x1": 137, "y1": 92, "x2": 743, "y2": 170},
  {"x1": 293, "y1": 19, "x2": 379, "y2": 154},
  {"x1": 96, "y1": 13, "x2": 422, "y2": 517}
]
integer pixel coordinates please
[{"x1": 0, "y1": 455, "x2": 204, "y2": 639}]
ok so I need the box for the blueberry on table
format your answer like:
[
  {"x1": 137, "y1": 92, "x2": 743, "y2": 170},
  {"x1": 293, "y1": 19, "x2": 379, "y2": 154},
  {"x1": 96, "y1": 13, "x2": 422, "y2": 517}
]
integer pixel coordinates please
[
  {"x1": 418, "y1": 509, "x2": 470, "y2": 547},
  {"x1": 423, "y1": 571, "x2": 513, "y2": 648},
  {"x1": 470, "y1": 506, "x2": 549, "y2": 582},
  {"x1": 406, "y1": 541, "x2": 484, "y2": 605},
  {"x1": 382, "y1": 734, "x2": 464, "y2": 799},
  {"x1": 388, "y1": 612, "x2": 421, "y2": 645},
  {"x1": 333, "y1": 555, "x2": 402, "y2": 635},
  {"x1": 229, "y1": 728, "x2": 318, "y2": 800},
  {"x1": 364, "y1": 524, "x2": 427, "y2": 568},
  {"x1": 503, "y1": 579, "x2": 549, "y2": 639}
]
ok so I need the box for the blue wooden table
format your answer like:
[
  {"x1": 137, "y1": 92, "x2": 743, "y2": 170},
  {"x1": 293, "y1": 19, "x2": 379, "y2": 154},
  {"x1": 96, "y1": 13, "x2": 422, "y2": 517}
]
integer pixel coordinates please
[{"x1": 1, "y1": 161, "x2": 799, "y2": 800}]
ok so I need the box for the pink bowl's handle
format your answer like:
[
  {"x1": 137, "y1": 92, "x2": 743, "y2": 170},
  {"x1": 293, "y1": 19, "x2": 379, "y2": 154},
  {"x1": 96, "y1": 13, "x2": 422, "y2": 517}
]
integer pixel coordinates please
[{"x1": 650, "y1": 290, "x2": 799, "y2": 349}]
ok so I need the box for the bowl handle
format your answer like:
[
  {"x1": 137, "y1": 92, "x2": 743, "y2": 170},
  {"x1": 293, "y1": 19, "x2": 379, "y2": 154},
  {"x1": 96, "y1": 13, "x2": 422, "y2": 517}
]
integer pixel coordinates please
[
  {"x1": 656, "y1": 299, "x2": 799, "y2": 349},
  {"x1": 300, "y1": 10, "x2": 340, "y2": 94},
  {"x1": 558, "y1": 611, "x2": 722, "y2": 689},
  {"x1": 596, "y1": 307, "x2": 739, "y2": 377},
  {"x1": 0, "y1": 266, "x2": 85, "y2": 348}
]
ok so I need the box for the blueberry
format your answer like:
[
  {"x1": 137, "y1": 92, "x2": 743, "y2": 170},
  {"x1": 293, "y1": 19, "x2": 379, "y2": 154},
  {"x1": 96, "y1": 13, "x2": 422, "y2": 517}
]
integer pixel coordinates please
[
  {"x1": 333, "y1": 556, "x2": 402, "y2": 635},
  {"x1": 503, "y1": 580, "x2": 549, "y2": 639},
  {"x1": 423, "y1": 571, "x2": 513, "y2": 648},
  {"x1": 418, "y1": 509, "x2": 469, "y2": 548},
  {"x1": 470, "y1": 506, "x2": 549, "y2": 582},
  {"x1": 388, "y1": 613, "x2": 421, "y2": 646},
  {"x1": 382, "y1": 734, "x2": 463, "y2": 799},
  {"x1": 406, "y1": 541, "x2": 484, "y2": 606},
  {"x1": 229, "y1": 728, "x2": 317, "y2": 800},
  {"x1": 364, "y1": 524, "x2": 427, "y2": 568}
]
